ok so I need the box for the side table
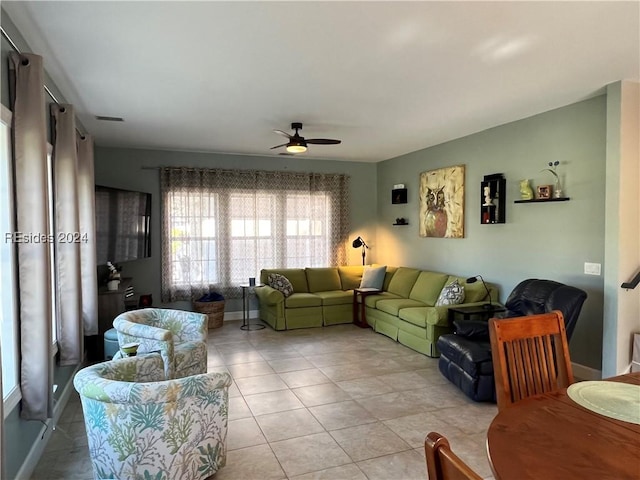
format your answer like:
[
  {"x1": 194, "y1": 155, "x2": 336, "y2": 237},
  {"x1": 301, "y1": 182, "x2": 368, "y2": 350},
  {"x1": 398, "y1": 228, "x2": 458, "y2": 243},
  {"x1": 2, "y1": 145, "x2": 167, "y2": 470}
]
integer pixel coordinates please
[
  {"x1": 240, "y1": 284, "x2": 266, "y2": 331},
  {"x1": 447, "y1": 304, "x2": 505, "y2": 324},
  {"x1": 353, "y1": 288, "x2": 381, "y2": 328}
]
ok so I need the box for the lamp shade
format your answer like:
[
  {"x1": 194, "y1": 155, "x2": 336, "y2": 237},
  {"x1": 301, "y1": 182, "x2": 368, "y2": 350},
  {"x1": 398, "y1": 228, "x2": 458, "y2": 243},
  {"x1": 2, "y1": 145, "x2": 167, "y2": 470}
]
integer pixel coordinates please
[{"x1": 352, "y1": 237, "x2": 364, "y2": 248}]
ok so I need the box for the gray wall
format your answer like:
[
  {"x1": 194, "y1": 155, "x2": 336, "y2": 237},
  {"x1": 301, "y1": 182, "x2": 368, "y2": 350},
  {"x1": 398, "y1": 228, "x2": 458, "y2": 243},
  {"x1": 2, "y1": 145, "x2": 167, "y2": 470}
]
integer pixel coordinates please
[
  {"x1": 94, "y1": 147, "x2": 378, "y2": 312},
  {"x1": 375, "y1": 96, "x2": 607, "y2": 369}
]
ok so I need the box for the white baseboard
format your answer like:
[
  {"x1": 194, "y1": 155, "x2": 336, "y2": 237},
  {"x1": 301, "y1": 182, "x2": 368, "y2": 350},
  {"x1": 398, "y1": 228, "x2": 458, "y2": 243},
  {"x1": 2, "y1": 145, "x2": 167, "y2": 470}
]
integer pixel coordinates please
[
  {"x1": 572, "y1": 362, "x2": 602, "y2": 381},
  {"x1": 16, "y1": 364, "x2": 81, "y2": 480}
]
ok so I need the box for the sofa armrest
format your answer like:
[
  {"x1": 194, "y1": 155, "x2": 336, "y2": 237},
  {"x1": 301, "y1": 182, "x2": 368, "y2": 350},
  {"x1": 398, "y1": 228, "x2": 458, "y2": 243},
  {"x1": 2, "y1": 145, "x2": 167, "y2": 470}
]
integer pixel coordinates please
[{"x1": 255, "y1": 285, "x2": 284, "y2": 304}]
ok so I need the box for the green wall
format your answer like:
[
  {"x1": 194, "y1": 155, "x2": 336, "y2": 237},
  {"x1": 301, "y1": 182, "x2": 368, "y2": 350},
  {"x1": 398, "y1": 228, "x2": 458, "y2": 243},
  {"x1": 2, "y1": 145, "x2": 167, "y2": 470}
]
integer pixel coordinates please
[
  {"x1": 94, "y1": 147, "x2": 378, "y2": 312},
  {"x1": 376, "y1": 96, "x2": 607, "y2": 369}
]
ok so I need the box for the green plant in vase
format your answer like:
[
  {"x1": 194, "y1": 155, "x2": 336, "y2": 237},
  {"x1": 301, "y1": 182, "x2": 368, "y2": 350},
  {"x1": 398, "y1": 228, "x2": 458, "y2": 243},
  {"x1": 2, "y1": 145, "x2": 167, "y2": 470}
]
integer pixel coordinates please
[{"x1": 542, "y1": 161, "x2": 562, "y2": 198}]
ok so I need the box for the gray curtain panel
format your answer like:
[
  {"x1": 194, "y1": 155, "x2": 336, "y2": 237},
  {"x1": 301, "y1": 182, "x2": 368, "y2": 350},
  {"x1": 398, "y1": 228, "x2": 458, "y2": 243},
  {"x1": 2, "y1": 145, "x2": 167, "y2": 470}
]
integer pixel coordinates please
[
  {"x1": 9, "y1": 52, "x2": 54, "y2": 420},
  {"x1": 51, "y1": 104, "x2": 82, "y2": 365},
  {"x1": 160, "y1": 167, "x2": 350, "y2": 302},
  {"x1": 77, "y1": 133, "x2": 99, "y2": 336}
]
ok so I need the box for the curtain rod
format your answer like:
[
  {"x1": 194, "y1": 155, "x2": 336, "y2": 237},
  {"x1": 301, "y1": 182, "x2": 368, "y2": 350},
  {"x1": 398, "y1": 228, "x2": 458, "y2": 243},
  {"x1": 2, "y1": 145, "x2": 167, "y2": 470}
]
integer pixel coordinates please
[{"x1": 1, "y1": 25, "x2": 87, "y2": 136}]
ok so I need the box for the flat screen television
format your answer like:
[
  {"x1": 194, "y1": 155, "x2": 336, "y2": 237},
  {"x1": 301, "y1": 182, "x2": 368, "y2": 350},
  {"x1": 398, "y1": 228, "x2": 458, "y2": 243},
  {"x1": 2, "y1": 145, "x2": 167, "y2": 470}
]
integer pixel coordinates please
[{"x1": 95, "y1": 185, "x2": 151, "y2": 265}]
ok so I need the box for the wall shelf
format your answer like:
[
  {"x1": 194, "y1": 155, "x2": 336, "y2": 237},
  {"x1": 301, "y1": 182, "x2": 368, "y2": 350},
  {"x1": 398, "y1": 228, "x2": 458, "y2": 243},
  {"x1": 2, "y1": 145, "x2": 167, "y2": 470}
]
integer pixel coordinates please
[
  {"x1": 481, "y1": 174, "x2": 506, "y2": 224},
  {"x1": 514, "y1": 197, "x2": 570, "y2": 204},
  {"x1": 392, "y1": 223, "x2": 409, "y2": 226}
]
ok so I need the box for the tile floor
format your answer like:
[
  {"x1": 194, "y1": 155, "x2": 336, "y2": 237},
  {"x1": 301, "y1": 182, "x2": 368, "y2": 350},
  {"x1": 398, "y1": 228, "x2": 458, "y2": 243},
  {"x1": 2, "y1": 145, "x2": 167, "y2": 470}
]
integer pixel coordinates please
[{"x1": 30, "y1": 320, "x2": 498, "y2": 480}]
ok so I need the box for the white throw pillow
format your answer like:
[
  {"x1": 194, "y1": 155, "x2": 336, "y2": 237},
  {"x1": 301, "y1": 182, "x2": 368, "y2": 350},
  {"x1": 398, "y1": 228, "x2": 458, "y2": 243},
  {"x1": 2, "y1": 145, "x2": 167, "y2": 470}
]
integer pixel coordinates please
[
  {"x1": 359, "y1": 265, "x2": 387, "y2": 290},
  {"x1": 436, "y1": 279, "x2": 465, "y2": 306}
]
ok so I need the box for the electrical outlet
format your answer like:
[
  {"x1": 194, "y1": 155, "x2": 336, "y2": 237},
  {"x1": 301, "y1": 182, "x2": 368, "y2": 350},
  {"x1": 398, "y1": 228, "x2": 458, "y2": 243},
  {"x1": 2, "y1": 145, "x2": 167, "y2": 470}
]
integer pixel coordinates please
[{"x1": 584, "y1": 262, "x2": 601, "y2": 276}]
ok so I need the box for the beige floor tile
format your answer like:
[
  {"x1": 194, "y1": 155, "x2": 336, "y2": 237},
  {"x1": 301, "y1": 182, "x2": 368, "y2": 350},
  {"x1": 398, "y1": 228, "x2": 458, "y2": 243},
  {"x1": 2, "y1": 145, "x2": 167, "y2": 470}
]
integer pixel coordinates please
[
  {"x1": 376, "y1": 370, "x2": 434, "y2": 391},
  {"x1": 227, "y1": 417, "x2": 267, "y2": 451},
  {"x1": 227, "y1": 381, "x2": 242, "y2": 398},
  {"x1": 330, "y1": 422, "x2": 412, "y2": 462},
  {"x1": 227, "y1": 361, "x2": 275, "y2": 379},
  {"x1": 435, "y1": 404, "x2": 497, "y2": 435},
  {"x1": 228, "y1": 395, "x2": 253, "y2": 421},
  {"x1": 336, "y1": 377, "x2": 395, "y2": 399},
  {"x1": 289, "y1": 463, "x2": 367, "y2": 480},
  {"x1": 244, "y1": 389, "x2": 305, "y2": 416},
  {"x1": 268, "y1": 356, "x2": 314, "y2": 372},
  {"x1": 319, "y1": 363, "x2": 377, "y2": 382},
  {"x1": 309, "y1": 400, "x2": 377, "y2": 431},
  {"x1": 279, "y1": 368, "x2": 331, "y2": 388},
  {"x1": 383, "y1": 411, "x2": 465, "y2": 448},
  {"x1": 257, "y1": 348, "x2": 302, "y2": 360},
  {"x1": 357, "y1": 449, "x2": 427, "y2": 480},
  {"x1": 438, "y1": 431, "x2": 494, "y2": 478},
  {"x1": 235, "y1": 373, "x2": 288, "y2": 395},
  {"x1": 255, "y1": 408, "x2": 324, "y2": 442},
  {"x1": 292, "y1": 383, "x2": 352, "y2": 407},
  {"x1": 212, "y1": 444, "x2": 286, "y2": 480},
  {"x1": 222, "y1": 350, "x2": 265, "y2": 365},
  {"x1": 305, "y1": 351, "x2": 361, "y2": 368},
  {"x1": 270, "y1": 432, "x2": 352, "y2": 477},
  {"x1": 355, "y1": 390, "x2": 434, "y2": 421}
]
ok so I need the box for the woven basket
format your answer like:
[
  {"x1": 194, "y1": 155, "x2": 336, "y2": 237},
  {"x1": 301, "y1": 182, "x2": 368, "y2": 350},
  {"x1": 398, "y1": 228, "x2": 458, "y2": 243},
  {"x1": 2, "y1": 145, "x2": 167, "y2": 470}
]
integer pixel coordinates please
[{"x1": 193, "y1": 300, "x2": 225, "y2": 329}]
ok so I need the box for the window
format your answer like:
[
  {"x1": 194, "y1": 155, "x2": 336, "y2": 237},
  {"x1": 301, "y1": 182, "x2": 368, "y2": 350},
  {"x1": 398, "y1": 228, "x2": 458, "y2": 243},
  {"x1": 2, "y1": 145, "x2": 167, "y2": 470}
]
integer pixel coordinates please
[{"x1": 161, "y1": 168, "x2": 349, "y2": 302}]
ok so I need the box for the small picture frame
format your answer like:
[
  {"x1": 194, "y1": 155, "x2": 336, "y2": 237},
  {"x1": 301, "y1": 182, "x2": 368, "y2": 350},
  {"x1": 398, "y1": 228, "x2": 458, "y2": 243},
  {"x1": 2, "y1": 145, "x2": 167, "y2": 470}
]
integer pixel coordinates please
[{"x1": 537, "y1": 185, "x2": 552, "y2": 199}]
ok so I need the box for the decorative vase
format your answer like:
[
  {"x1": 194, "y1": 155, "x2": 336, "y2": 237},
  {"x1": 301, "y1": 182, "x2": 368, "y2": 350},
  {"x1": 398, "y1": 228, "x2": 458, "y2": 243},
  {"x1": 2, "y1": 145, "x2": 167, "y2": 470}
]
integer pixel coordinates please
[
  {"x1": 519, "y1": 179, "x2": 534, "y2": 200},
  {"x1": 107, "y1": 279, "x2": 120, "y2": 291},
  {"x1": 554, "y1": 180, "x2": 563, "y2": 198}
]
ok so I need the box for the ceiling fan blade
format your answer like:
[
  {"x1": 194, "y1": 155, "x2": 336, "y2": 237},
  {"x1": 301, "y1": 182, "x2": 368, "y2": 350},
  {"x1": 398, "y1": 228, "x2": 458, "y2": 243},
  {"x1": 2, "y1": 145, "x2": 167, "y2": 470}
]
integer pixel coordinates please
[
  {"x1": 270, "y1": 142, "x2": 289, "y2": 150},
  {"x1": 274, "y1": 129, "x2": 292, "y2": 139},
  {"x1": 278, "y1": 152, "x2": 296, "y2": 156},
  {"x1": 306, "y1": 138, "x2": 341, "y2": 145}
]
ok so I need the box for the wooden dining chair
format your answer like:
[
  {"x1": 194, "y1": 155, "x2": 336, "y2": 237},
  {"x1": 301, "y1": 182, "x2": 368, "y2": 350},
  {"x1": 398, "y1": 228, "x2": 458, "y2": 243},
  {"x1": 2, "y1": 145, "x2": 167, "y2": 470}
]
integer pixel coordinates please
[
  {"x1": 489, "y1": 310, "x2": 574, "y2": 411},
  {"x1": 424, "y1": 432, "x2": 483, "y2": 480}
]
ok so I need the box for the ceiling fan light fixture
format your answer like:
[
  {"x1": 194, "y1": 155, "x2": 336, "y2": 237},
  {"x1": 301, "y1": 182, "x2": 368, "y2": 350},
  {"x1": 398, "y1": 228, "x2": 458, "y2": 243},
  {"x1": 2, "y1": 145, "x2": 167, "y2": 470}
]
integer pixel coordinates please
[{"x1": 286, "y1": 142, "x2": 307, "y2": 153}]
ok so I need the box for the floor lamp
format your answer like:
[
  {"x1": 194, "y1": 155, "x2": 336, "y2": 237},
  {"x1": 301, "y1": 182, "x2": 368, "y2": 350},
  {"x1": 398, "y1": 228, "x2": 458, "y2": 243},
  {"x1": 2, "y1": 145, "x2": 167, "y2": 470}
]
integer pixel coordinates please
[{"x1": 352, "y1": 236, "x2": 369, "y2": 265}]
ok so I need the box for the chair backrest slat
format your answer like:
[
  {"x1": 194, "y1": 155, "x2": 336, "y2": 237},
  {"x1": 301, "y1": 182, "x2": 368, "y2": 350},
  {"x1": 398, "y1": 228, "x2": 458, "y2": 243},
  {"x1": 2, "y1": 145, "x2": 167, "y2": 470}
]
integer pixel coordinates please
[{"x1": 489, "y1": 310, "x2": 574, "y2": 411}]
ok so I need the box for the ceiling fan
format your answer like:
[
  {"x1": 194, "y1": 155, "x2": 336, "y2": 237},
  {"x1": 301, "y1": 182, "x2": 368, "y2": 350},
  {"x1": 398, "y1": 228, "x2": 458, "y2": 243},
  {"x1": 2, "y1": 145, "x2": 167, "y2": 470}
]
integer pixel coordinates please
[{"x1": 271, "y1": 122, "x2": 341, "y2": 154}]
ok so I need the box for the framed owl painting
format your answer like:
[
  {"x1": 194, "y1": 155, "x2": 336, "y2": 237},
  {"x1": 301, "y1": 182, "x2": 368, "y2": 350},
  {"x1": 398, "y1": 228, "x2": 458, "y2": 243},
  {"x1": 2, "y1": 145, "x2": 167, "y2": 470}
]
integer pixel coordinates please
[{"x1": 419, "y1": 165, "x2": 465, "y2": 238}]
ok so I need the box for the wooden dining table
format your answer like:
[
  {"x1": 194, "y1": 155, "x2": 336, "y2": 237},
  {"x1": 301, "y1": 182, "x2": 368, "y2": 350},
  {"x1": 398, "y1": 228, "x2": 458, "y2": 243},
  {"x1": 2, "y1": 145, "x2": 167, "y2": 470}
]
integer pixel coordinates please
[{"x1": 486, "y1": 372, "x2": 640, "y2": 479}]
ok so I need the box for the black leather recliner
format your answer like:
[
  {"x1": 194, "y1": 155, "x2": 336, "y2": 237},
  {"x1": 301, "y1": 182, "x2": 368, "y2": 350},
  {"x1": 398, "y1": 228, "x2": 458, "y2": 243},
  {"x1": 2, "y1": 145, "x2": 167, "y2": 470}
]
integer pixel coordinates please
[{"x1": 436, "y1": 279, "x2": 587, "y2": 402}]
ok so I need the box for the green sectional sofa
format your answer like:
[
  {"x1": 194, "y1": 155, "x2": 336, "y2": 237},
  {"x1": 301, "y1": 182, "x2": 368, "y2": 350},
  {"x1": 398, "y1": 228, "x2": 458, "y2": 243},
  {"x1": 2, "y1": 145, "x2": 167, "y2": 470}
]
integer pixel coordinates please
[{"x1": 255, "y1": 266, "x2": 499, "y2": 357}]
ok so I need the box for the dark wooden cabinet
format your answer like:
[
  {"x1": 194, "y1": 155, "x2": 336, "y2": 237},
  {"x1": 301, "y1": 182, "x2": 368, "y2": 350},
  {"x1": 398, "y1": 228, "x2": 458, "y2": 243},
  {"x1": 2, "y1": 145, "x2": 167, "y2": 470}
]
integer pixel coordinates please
[
  {"x1": 88, "y1": 278, "x2": 136, "y2": 360},
  {"x1": 481, "y1": 174, "x2": 506, "y2": 224}
]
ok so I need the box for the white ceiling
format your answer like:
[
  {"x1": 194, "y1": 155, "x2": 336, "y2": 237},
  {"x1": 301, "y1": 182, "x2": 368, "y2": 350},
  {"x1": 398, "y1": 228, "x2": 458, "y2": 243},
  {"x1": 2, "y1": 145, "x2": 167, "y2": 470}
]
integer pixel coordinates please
[{"x1": 3, "y1": 1, "x2": 639, "y2": 163}]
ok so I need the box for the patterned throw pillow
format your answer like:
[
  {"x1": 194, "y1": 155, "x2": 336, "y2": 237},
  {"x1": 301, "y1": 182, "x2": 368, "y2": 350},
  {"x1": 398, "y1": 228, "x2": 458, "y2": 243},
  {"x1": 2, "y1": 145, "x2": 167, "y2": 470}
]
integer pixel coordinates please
[
  {"x1": 267, "y1": 273, "x2": 294, "y2": 297},
  {"x1": 435, "y1": 279, "x2": 465, "y2": 306}
]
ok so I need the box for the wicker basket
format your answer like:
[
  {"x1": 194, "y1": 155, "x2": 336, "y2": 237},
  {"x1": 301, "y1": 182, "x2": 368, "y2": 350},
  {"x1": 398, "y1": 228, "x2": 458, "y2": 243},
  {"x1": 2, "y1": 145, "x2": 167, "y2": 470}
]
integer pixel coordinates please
[{"x1": 193, "y1": 300, "x2": 225, "y2": 329}]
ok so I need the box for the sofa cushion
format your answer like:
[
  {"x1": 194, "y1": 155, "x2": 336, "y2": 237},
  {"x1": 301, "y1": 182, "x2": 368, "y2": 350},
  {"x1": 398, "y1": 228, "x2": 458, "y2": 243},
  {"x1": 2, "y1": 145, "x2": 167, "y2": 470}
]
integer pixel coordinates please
[
  {"x1": 398, "y1": 306, "x2": 447, "y2": 328},
  {"x1": 338, "y1": 266, "x2": 364, "y2": 290},
  {"x1": 268, "y1": 273, "x2": 294, "y2": 297},
  {"x1": 262, "y1": 269, "x2": 309, "y2": 293},
  {"x1": 376, "y1": 298, "x2": 425, "y2": 316},
  {"x1": 363, "y1": 291, "x2": 402, "y2": 308},
  {"x1": 315, "y1": 290, "x2": 353, "y2": 306},
  {"x1": 284, "y1": 293, "x2": 322, "y2": 308},
  {"x1": 382, "y1": 266, "x2": 398, "y2": 290},
  {"x1": 387, "y1": 267, "x2": 421, "y2": 298},
  {"x1": 306, "y1": 268, "x2": 342, "y2": 292},
  {"x1": 360, "y1": 265, "x2": 387, "y2": 289},
  {"x1": 408, "y1": 271, "x2": 449, "y2": 306},
  {"x1": 435, "y1": 279, "x2": 465, "y2": 306}
]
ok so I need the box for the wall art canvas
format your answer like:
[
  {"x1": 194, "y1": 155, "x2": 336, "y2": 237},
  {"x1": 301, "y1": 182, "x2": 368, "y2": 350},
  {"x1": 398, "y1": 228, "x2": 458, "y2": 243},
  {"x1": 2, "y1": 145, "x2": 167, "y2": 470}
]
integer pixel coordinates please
[{"x1": 419, "y1": 165, "x2": 465, "y2": 238}]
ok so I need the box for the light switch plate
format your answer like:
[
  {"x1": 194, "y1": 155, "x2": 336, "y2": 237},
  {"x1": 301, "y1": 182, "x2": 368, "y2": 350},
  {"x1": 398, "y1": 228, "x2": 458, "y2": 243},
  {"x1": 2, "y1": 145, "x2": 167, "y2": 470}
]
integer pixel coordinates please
[{"x1": 584, "y1": 262, "x2": 601, "y2": 276}]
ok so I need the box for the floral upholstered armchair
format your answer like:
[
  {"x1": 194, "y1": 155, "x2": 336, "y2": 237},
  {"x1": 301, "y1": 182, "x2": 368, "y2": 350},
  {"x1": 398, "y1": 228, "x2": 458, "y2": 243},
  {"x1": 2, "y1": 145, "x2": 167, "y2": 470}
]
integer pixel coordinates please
[
  {"x1": 73, "y1": 353, "x2": 231, "y2": 480},
  {"x1": 113, "y1": 308, "x2": 208, "y2": 379}
]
